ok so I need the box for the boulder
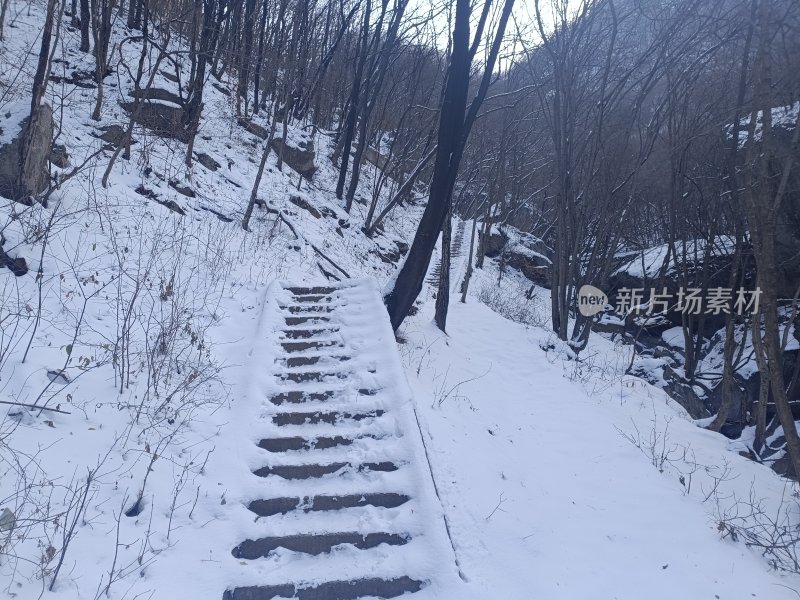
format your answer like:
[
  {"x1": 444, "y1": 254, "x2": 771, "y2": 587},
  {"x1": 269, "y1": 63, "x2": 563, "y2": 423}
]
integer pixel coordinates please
[
  {"x1": 49, "y1": 144, "x2": 69, "y2": 168},
  {"x1": 195, "y1": 152, "x2": 220, "y2": 171},
  {"x1": 373, "y1": 240, "x2": 409, "y2": 264},
  {"x1": 97, "y1": 124, "x2": 128, "y2": 147},
  {"x1": 0, "y1": 104, "x2": 53, "y2": 202},
  {"x1": 479, "y1": 230, "x2": 507, "y2": 258},
  {"x1": 0, "y1": 237, "x2": 28, "y2": 276},
  {"x1": 287, "y1": 194, "x2": 321, "y2": 218},
  {"x1": 169, "y1": 180, "x2": 195, "y2": 197},
  {"x1": 237, "y1": 118, "x2": 269, "y2": 139},
  {"x1": 129, "y1": 87, "x2": 184, "y2": 106},
  {"x1": 505, "y1": 251, "x2": 551, "y2": 287},
  {"x1": 271, "y1": 136, "x2": 316, "y2": 179},
  {"x1": 120, "y1": 101, "x2": 190, "y2": 142}
]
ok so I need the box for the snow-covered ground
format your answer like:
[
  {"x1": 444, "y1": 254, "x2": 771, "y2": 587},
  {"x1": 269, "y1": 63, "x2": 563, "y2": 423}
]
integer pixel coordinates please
[
  {"x1": 2, "y1": 1, "x2": 800, "y2": 598},
  {"x1": 403, "y1": 274, "x2": 800, "y2": 598}
]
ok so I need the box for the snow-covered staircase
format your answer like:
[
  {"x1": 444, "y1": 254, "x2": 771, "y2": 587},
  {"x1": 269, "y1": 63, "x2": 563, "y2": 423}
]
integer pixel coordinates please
[
  {"x1": 223, "y1": 281, "x2": 450, "y2": 599},
  {"x1": 426, "y1": 219, "x2": 468, "y2": 291}
]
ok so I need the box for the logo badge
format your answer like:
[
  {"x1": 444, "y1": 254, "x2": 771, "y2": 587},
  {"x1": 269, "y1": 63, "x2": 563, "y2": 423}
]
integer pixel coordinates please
[{"x1": 577, "y1": 284, "x2": 608, "y2": 317}]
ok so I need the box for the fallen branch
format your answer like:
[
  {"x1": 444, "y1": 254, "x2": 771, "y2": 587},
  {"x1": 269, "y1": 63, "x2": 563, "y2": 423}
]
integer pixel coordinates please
[{"x1": 0, "y1": 400, "x2": 71, "y2": 414}]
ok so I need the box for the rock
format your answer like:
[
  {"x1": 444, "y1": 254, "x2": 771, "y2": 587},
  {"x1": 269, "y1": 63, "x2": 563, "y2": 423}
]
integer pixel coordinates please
[
  {"x1": 195, "y1": 152, "x2": 220, "y2": 171},
  {"x1": 49, "y1": 144, "x2": 69, "y2": 168},
  {"x1": 1, "y1": 234, "x2": 28, "y2": 276},
  {"x1": 373, "y1": 240, "x2": 409, "y2": 264},
  {"x1": 120, "y1": 101, "x2": 190, "y2": 142},
  {"x1": 271, "y1": 136, "x2": 317, "y2": 179},
  {"x1": 128, "y1": 87, "x2": 184, "y2": 106},
  {"x1": 98, "y1": 125, "x2": 125, "y2": 146},
  {"x1": 480, "y1": 230, "x2": 507, "y2": 258},
  {"x1": 212, "y1": 82, "x2": 231, "y2": 97},
  {"x1": 237, "y1": 118, "x2": 269, "y2": 139},
  {"x1": 659, "y1": 364, "x2": 710, "y2": 419},
  {"x1": 0, "y1": 508, "x2": 16, "y2": 533},
  {"x1": 47, "y1": 369, "x2": 70, "y2": 384},
  {"x1": 0, "y1": 104, "x2": 53, "y2": 202},
  {"x1": 364, "y1": 146, "x2": 390, "y2": 170},
  {"x1": 159, "y1": 69, "x2": 180, "y2": 83},
  {"x1": 155, "y1": 198, "x2": 186, "y2": 215},
  {"x1": 505, "y1": 251, "x2": 551, "y2": 287},
  {"x1": 49, "y1": 69, "x2": 97, "y2": 89},
  {"x1": 593, "y1": 315, "x2": 626, "y2": 336},
  {"x1": 134, "y1": 184, "x2": 159, "y2": 200},
  {"x1": 8, "y1": 256, "x2": 27, "y2": 276},
  {"x1": 288, "y1": 194, "x2": 321, "y2": 218},
  {"x1": 319, "y1": 206, "x2": 337, "y2": 219},
  {"x1": 134, "y1": 184, "x2": 186, "y2": 215},
  {"x1": 199, "y1": 206, "x2": 233, "y2": 222},
  {"x1": 169, "y1": 180, "x2": 195, "y2": 197}
]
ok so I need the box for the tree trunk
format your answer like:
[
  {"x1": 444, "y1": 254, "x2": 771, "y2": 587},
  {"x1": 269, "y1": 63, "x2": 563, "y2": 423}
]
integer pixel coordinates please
[
  {"x1": 17, "y1": 0, "x2": 57, "y2": 200},
  {"x1": 741, "y1": 0, "x2": 800, "y2": 477},
  {"x1": 460, "y1": 215, "x2": 478, "y2": 302},
  {"x1": 242, "y1": 102, "x2": 281, "y2": 230},
  {"x1": 384, "y1": 0, "x2": 472, "y2": 330},
  {"x1": 336, "y1": 0, "x2": 371, "y2": 205},
  {"x1": 384, "y1": 0, "x2": 514, "y2": 330},
  {"x1": 79, "y1": 0, "x2": 90, "y2": 50},
  {"x1": 434, "y1": 208, "x2": 452, "y2": 331}
]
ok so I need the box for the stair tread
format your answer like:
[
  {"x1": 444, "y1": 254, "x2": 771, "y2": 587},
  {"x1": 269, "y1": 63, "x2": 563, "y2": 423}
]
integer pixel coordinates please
[
  {"x1": 248, "y1": 492, "x2": 411, "y2": 516},
  {"x1": 271, "y1": 410, "x2": 384, "y2": 426},
  {"x1": 253, "y1": 462, "x2": 398, "y2": 479},
  {"x1": 232, "y1": 531, "x2": 410, "y2": 558},
  {"x1": 223, "y1": 576, "x2": 424, "y2": 600}
]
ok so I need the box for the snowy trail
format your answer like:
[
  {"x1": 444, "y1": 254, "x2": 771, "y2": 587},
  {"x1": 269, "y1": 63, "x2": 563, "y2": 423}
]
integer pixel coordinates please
[{"x1": 223, "y1": 280, "x2": 462, "y2": 600}]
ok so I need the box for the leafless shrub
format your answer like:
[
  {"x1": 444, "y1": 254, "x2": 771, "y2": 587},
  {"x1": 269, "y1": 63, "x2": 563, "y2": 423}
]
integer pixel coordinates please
[
  {"x1": 476, "y1": 278, "x2": 547, "y2": 328},
  {"x1": 714, "y1": 481, "x2": 800, "y2": 574}
]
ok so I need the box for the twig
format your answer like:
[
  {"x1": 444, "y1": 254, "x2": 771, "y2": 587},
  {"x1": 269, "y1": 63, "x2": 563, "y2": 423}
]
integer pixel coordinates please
[
  {"x1": 50, "y1": 470, "x2": 93, "y2": 591},
  {"x1": 485, "y1": 493, "x2": 506, "y2": 521}
]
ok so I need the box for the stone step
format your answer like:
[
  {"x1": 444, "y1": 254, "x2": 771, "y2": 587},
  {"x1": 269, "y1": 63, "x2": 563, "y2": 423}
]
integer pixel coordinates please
[
  {"x1": 268, "y1": 389, "x2": 378, "y2": 405},
  {"x1": 252, "y1": 461, "x2": 398, "y2": 479},
  {"x1": 232, "y1": 532, "x2": 410, "y2": 559},
  {"x1": 281, "y1": 340, "x2": 343, "y2": 353},
  {"x1": 280, "y1": 355, "x2": 350, "y2": 368},
  {"x1": 282, "y1": 328, "x2": 340, "y2": 339},
  {"x1": 223, "y1": 576, "x2": 424, "y2": 600},
  {"x1": 281, "y1": 305, "x2": 334, "y2": 314},
  {"x1": 285, "y1": 315, "x2": 331, "y2": 326},
  {"x1": 279, "y1": 371, "x2": 348, "y2": 384},
  {"x1": 271, "y1": 410, "x2": 384, "y2": 426},
  {"x1": 285, "y1": 286, "x2": 336, "y2": 295},
  {"x1": 248, "y1": 493, "x2": 411, "y2": 517},
  {"x1": 269, "y1": 390, "x2": 337, "y2": 405},
  {"x1": 257, "y1": 435, "x2": 372, "y2": 452},
  {"x1": 292, "y1": 294, "x2": 327, "y2": 303}
]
